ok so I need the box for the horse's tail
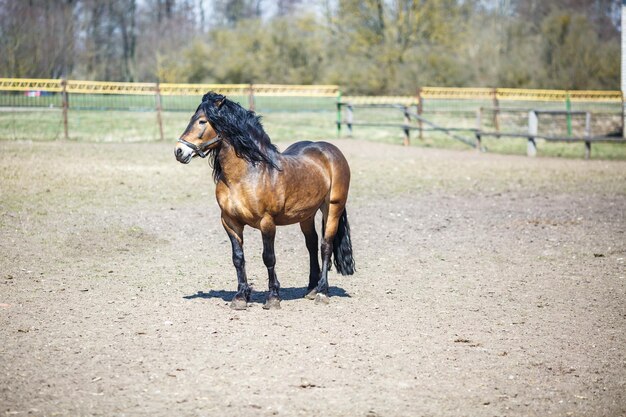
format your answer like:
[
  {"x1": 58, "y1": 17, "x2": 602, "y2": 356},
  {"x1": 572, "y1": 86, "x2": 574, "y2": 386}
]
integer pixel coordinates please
[{"x1": 333, "y1": 208, "x2": 355, "y2": 276}]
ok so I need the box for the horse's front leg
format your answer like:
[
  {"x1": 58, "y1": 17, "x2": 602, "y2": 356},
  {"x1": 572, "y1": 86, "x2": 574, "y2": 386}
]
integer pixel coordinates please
[
  {"x1": 261, "y1": 220, "x2": 281, "y2": 310},
  {"x1": 222, "y1": 216, "x2": 250, "y2": 310}
]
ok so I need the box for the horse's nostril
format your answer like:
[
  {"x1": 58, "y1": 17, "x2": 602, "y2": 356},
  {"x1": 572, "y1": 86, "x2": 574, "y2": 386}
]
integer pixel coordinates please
[{"x1": 175, "y1": 147, "x2": 182, "y2": 157}]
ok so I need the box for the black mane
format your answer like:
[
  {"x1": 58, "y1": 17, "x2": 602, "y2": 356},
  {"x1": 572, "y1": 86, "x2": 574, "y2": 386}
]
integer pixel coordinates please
[{"x1": 200, "y1": 91, "x2": 279, "y2": 182}]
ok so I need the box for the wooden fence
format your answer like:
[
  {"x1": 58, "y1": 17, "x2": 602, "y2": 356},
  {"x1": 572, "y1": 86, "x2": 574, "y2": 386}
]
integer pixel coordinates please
[
  {"x1": 338, "y1": 88, "x2": 625, "y2": 158},
  {"x1": 0, "y1": 78, "x2": 339, "y2": 141},
  {"x1": 1, "y1": 78, "x2": 624, "y2": 154}
]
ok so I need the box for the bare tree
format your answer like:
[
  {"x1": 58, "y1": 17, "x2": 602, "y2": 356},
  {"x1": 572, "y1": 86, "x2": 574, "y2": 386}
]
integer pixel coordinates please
[{"x1": 116, "y1": 0, "x2": 137, "y2": 81}]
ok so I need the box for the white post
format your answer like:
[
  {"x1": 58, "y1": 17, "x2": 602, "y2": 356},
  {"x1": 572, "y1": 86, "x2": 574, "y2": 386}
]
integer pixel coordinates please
[
  {"x1": 346, "y1": 103, "x2": 353, "y2": 138},
  {"x1": 622, "y1": 0, "x2": 626, "y2": 137},
  {"x1": 475, "y1": 108, "x2": 482, "y2": 151},
  {"x1": 584, "y1": 111, "x2": 592, "y2": 159},
  {"x1": 527, "y1": 110, "x2": 538, "y2": 157}
]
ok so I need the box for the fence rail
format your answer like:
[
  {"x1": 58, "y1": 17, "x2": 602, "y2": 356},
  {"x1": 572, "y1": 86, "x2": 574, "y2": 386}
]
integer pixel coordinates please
[
  {"x1": 0, "y1": 78, "x2": 64, "y2": 92},
  {"x1": 0, "y1": 78, "x2": 340, "y2": 97},
  {"x1": 345, "y1": 88, "x2": 623, "y2": 103}
]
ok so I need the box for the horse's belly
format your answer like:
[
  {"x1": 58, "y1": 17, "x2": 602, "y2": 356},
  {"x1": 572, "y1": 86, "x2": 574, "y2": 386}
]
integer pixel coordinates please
[
  {"x1": 274, "y1": 205, "x2": 319, "y2": 226},
  {"x1": 218, "y1": 191, "x2": 318, "y2": 228}
]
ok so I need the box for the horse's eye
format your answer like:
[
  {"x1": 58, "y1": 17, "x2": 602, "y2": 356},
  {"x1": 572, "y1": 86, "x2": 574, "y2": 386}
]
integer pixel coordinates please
[{"x1": 199, "y1": 120, "x2": 207, "y2": 125}]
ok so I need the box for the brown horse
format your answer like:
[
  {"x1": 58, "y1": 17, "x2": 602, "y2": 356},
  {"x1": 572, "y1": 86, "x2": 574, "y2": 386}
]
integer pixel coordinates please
[{"x1": 174, "y1": 92, "x2": 355, "y2": 310}]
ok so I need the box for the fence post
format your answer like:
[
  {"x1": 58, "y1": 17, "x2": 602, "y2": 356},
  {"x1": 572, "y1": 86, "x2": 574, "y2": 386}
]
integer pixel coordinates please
[
  {"x1": 622, "y1": 91, "x2": 626, "y2": 139},
  {"x1": 492, "y1": 88, "x2": 500, "y2": 136},
  {"x1": 336, "y1": 90, "x2": 342, "y2": 138},
  {"x1": 527, "y1": 110, "x2": 538, "y2": 157},
  {"x1": 248, "y1": 83, "x2": 255, "y2": 111},
  {"x1": 566, "y1": 91, "x2": 573, "y2": 137},
  {"x1": 346, "y1": 103, "x2": 353, "y2": 138},
  {"x1": 584, "y1": 111, "x2": 591, "y2": 159},
  {"x1": 61, "y1": 78, "x2": 69, "y2": 140},
  {"x1": 155, "y1": 82, "x2": 165, "y2": 141},
  {"x1": 475, "y1": 107, "x2": 482, "y2": 151},
  {"x1": 416, "y1": 87, "x2": 423, "y2": 140},
  {"x1": 403, "y1": 105, "x2": 410, "y2": 146}
]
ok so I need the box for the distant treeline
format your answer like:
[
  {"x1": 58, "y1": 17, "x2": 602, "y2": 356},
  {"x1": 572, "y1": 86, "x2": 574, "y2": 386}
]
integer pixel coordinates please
[{"x1": 0, "y1": 0, "x2": 620, "y2": 94}]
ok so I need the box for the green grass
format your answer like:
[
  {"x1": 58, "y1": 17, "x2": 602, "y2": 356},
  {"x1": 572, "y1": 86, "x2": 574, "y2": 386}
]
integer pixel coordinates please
[
  {"x1": 479, "y1": 136, "x2": 626, "y2": 160},
  {"x1": 0, "y1": 109, "x2": 338, "y2": 143},
  {"x1": 0, "y1": 109, "x2": 65, "y2": 140}
]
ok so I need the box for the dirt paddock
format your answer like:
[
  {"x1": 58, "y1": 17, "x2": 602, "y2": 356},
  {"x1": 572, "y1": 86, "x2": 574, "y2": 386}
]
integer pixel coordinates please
[{"x1": 1, "y1": 139, "x2": 625, "y2": 416}]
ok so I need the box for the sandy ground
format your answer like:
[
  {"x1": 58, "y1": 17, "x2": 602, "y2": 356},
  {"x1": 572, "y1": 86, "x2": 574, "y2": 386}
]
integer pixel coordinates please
[{"x1": 1, "y1": 139, "x2": 625, "y2": 417}]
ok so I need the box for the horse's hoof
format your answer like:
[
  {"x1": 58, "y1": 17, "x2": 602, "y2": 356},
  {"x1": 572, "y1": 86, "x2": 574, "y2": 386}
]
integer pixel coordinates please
[
  {"x1": 314, "y1": 293, "x2": 330, "y2": 305},
  {"x1": 304, "y1": 288, "x2": 317, "y2": 300},
  {"x1": 262, "y1": 297, "x2": 281, "y2": 310},
  {"x1": 230, "y1": 297, "x2": 248, "y2": 310}
]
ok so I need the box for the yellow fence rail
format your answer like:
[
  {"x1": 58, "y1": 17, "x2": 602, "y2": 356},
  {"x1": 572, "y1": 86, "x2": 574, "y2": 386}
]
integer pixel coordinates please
[
  {"x1": 158, "y1": 83, "x2": 249, "y2": 96},
  {"x1": 0, "y1": 78, "x2": 63, "y2": 92},
  {"x1": 496, "y1": 88, "x2": 623, "y2": 102},
  {"x1": 346, "y1": 88, "x2": 623, "y2": 104},
  {"x1": 66, "y1": 80, "x2": 157, "y2": 95},
  {"x1": 341, "y1": 96, "x2": 418, "y2": 106},
  {"x1": 0, "y1": 78, "x2": 340, "y2": 97}
]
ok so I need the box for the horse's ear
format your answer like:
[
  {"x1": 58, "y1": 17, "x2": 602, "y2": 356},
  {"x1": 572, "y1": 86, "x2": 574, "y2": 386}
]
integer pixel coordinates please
[{"x1": 201, "y1": 91, "x2": 226, "y2": 110}]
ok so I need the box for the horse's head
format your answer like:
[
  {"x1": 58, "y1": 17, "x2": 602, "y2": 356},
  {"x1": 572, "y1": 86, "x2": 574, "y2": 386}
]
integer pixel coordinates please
[{"x1": 174, "y1": 98, "x2": 224, "y2": 164}]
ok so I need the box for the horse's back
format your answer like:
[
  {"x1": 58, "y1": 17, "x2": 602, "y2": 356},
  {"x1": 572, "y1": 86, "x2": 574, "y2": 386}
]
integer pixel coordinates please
[
  {"x1": 283, "y1": 140, "x2": 315, "y2": 155},
  {"x1": 283, "y1": 140, "x2": 349, "y2": 168}
]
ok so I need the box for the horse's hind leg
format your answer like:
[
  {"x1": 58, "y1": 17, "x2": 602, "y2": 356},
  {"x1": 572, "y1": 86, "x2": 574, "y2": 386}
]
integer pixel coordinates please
[
  {"x1": 314, "y1": 202, "x2": 344, "y2": 305},
  {"x1": 300, "y1": 216, "x2": 320, "y2": 299}
]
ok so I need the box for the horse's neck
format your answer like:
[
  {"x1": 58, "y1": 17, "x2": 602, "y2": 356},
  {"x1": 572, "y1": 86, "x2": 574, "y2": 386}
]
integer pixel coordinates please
[{"x1": 217, "y1": 142, "x2": 275, "y2": 182}]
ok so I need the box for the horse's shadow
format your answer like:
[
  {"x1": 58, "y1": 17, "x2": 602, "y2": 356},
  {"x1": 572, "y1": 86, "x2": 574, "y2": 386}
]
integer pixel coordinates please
[{"x1": 183, "y1": 286, "x2": 350, "y2": 303}]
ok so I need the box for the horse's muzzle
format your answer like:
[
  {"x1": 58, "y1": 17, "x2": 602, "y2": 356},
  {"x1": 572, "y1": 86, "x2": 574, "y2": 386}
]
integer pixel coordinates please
[{"x1": 174, "y1": 143, "x2": 193, "y2": 164}]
